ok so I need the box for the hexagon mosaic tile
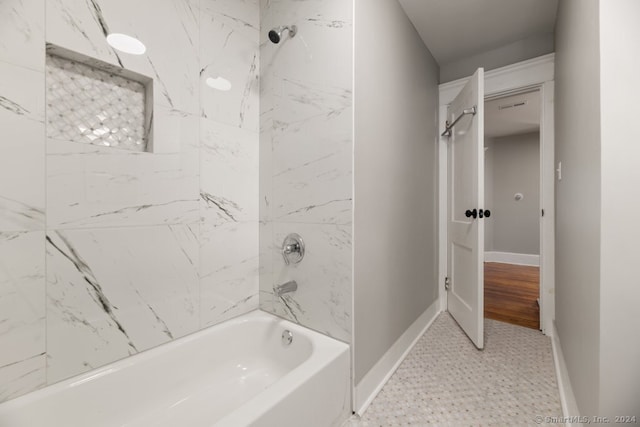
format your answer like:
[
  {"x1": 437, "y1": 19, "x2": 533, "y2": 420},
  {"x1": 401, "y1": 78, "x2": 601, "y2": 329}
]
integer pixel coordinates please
[
  {"x1": 346, "y1": 313, "x2": 562, "y2": 426},
  {"x1": 46, "y1": 54, "x2": 147, "y2": 151}
]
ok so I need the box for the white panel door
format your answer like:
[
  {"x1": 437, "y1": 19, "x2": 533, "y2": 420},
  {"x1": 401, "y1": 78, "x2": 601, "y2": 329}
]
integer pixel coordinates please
[{"x1": 447, "y1": 68, "x2": 485, "y2": 349}]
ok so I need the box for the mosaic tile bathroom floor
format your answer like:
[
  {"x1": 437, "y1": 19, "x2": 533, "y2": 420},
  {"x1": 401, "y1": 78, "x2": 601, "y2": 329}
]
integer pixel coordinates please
[{"x1": 346, "y1": 312, "x2": 562, "y2": 426}]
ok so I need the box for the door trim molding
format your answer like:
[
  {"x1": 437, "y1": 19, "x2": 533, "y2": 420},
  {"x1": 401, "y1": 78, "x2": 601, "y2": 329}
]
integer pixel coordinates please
[
  {"x1": 439, "y1": 53, "x2": 555, "y2": 104},
  {"x1": 438, "y1": 53, "x2": 555, "y2": 335}
]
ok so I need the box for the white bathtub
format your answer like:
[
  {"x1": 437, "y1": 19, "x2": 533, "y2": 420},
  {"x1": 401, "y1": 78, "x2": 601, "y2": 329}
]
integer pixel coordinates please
[{"x1": 0, "y1": 310, "x2": 351, "y2": 427}]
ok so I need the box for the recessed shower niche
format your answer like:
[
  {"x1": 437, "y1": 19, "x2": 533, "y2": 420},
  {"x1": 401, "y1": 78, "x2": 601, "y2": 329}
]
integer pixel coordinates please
[{"x1": 45, "y1": 46, "x2": 153, "y2": 152}]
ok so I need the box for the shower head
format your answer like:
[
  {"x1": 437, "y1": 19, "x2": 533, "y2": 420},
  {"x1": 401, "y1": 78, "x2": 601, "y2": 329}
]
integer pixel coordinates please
[{"x1": 268, "y1": 25, "x2": 297, "y2": 44}]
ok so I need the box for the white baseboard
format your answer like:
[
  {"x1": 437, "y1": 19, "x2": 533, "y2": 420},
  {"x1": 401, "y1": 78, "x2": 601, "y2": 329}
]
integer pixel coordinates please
[
  {"x1": 551, "y1": 321, "x2": 582, "y2": 423},
  {"x1": 354, "y1": 300, "x2": 440, "y2": 415},
  {"x1": 485, "y1": 251, "x2": 540, "y2": 266}
]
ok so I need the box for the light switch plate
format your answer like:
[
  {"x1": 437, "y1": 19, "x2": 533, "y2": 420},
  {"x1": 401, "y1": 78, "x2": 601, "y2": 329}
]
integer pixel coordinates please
[{"x1": 556, "y1": 161, "x2": 562, "y2": 180}]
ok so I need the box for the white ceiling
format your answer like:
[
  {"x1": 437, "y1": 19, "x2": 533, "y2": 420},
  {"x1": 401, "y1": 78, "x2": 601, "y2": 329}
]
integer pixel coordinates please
[
  {"x1": 485, "y1": 91, "x2": 540, "y2": 138},
  {"x1": 397, "y1": 0, "x2": 558, "y2": 65}
]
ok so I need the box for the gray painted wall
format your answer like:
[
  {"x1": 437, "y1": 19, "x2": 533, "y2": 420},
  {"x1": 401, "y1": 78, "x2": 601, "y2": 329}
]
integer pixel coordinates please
[
  {"x1": 485, "y1": 138, "x2": 495, "y2": 252},
  {"x1": 440, "y1": 33, "x2": 554, "y2": 83},
  {"x1": 556, "y1": 0, "x2": 640, "y2": 416},
  {"x1": 353, "y1": 0, "x2": 439, "y2": 384},
  {"x1": 485, "y1": 132, "x2": 540, "y2": 255},
  {"x1": 598, "y1": 0, "x2": 640, "y2": 417},
  {"x1": 555, "y1": 0, "x2": 602, "y2": 414}
]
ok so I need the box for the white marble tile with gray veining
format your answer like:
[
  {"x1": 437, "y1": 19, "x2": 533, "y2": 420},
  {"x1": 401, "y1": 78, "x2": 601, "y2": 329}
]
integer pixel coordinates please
[
  {"x1": 259, "y1": 222, "x2": 352, "y2": 343},
  {"x1": 260, "y1": 0, "x2": 353, "y2": 225},
  {"x1": 259, "y1": 0, "x2": 354, "y2": 346},
  {"x1": 0, "y1": 59, "x2": 45, "y2": 128},
  {"x1": 46, "y1": 0, "x2": 200, "y2": 114},
  {"x1": 0, "y1": 232, "x2": 45, "y2": 374},
  {"x1": 259, "y1": 68, "x2": 276, "y2": 222},
  {"x1": 200, "y1": 119, "x2": 259, "y2": 226},
  {"x1": 0, "y1": 62, "x2": 45, "y2": 231},
  {"x1": 45, "y1": 0, "x2": 120, "y2": 67},
  {"x1": 272, "y1": 79, "x2": 352, "y2": 224},
  {"x1": 0, "y1": 58, "x2": 45, "y2": 123},
  {"x1": 204, "y1": 0, "x2": 259, "y2": 31},
  {"x1": 258, "y1": 220, "x2": 273, "y2": 291},
  {"x1": 0, "y1": 0, "x2": 45, "y2": 72},
  {"x1": 258, "y1": 118, "x2": 273, "y2": 222},
  {"x1": 46, "y1": 225, "x2": 200, "y2": 383},
  {"x1": 46, "y1": 111, "x2": 200, "y2": 229},
  {"x1": 200, "y1": 0, "x2": 259, "y2": 131},
  {"x1": 0, "y1": 354, "x2": 46, "y2": 403},
  {"x1": 200, "y1": 221, "x2": 259, "y2": 327},
  {"x1": 0, "y1": 230, "x2": 46, "y2": 402},
  {"x1": 260, "y1": 0, "x2": 352, "y2": 89}
]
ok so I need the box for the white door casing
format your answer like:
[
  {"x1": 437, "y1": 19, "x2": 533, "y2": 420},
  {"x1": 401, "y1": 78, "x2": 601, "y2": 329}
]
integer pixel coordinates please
[
  {"x1": 438, "y1": 54, "x2": 555, "y2": 335},
  {"x1": 446, "y1": 68, "x2": 485, "y2": 349}
]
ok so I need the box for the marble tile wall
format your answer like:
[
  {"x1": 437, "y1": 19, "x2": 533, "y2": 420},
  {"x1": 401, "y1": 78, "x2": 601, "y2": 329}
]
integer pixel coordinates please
[
  {"x1": 0, "y1": 0, "x2": 259, "y2": 401},
  {"x1": 258, "y1": 0, "x2": 353, "y2": 343},
  {"x1": 0, "y1": 0, "x2": 47, "y2": 402}
]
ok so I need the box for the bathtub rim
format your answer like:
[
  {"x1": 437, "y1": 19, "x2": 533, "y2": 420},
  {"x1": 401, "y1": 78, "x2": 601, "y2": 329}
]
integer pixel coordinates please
[{"x1": 0, "y1": 309, "x2": 349, "y2": 414}]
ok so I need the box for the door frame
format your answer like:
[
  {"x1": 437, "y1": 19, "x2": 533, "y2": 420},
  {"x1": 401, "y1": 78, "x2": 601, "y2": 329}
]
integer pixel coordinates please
[{"x1": 437, "y1": 53, "x2": 555, "y2": 335}]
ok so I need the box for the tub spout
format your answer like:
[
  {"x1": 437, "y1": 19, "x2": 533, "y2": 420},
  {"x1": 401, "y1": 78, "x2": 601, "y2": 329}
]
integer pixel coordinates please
[{"x1": 274, "y1": 280, "x2": 298, "y2": 297}]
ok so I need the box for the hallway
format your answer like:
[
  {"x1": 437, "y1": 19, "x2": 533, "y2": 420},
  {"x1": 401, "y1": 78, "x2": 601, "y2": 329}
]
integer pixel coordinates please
[{"x1": 347, "y1": 313, "x2": 561, "y2": 425}]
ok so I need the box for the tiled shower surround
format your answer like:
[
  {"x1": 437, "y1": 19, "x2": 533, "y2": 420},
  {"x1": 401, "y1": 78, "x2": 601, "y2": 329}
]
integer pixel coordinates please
[
  {"x1": 258, "y1": 0, "x2": 353, "y2": 343},
  {"x1": 0, "y1": 0, "x2": 259, "y2": 400},
  {"x1": 0, "y1": 0, "x2": 354, "y2": 403}
]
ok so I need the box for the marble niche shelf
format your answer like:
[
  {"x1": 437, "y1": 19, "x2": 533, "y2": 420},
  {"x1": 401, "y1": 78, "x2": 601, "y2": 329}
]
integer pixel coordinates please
[{"x1": 45, "y1": 46, "x2": 153, "y2": 152}]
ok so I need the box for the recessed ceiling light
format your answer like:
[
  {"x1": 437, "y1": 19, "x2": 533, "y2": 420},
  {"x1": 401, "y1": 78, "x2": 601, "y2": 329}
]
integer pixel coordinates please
[
  {"x1": 106, "y1": 33, "x2": 146, "y2": 55},
  {"x1": 206, "y1": 76, "x2": 232, "y2": 91}
]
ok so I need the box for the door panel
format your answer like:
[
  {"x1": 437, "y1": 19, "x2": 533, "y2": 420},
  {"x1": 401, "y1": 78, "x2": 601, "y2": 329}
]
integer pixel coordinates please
[{"x1": 447, "y1": 68, "x2": 485, "y2": 349}]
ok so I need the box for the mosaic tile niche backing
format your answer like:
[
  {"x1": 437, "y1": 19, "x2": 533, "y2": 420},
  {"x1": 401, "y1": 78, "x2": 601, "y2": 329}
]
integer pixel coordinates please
[{"x1": 46, "y1": 54, "x2": 149, "y2": 152}]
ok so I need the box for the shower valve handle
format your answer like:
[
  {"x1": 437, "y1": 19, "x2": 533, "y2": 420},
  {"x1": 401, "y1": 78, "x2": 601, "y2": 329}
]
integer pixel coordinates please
[
  {"x1": 283, "y1": 243, "x2": 300, "y2": 255},
  {"x1": 281, "y1": 233, "x2": 305, "y2": 265}
]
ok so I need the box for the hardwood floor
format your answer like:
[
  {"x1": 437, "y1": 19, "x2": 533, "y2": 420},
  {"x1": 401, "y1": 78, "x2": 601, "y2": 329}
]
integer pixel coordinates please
[{"x1": 484, "y1": 262, "x2": 540, "y2": 330}]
